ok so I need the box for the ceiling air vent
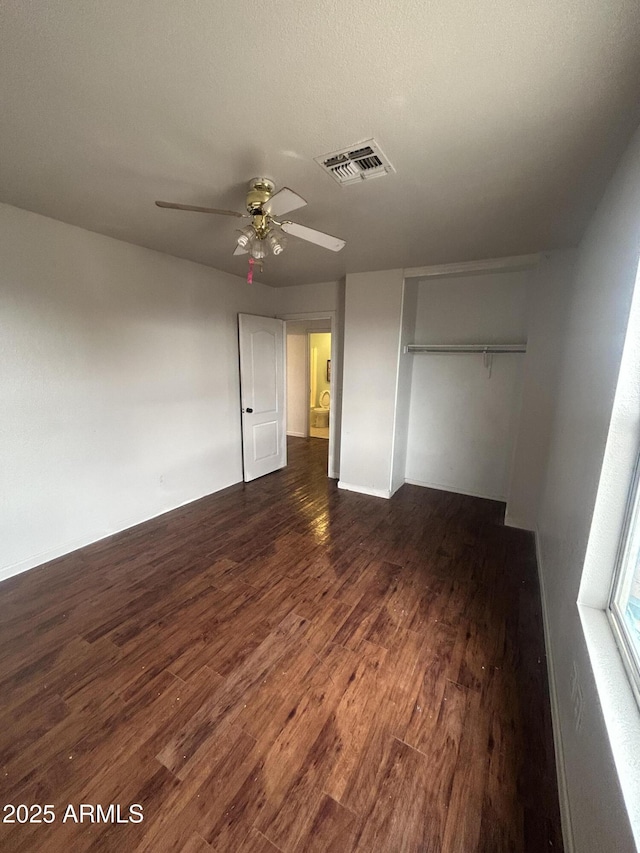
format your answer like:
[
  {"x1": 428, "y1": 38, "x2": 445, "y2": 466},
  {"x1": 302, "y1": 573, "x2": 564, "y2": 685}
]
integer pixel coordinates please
[{"x1": 315, "y1": 139, "x2": 394, "y2": 186}]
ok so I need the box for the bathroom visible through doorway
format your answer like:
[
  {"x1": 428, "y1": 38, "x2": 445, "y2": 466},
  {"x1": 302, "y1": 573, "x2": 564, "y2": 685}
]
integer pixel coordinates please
[
  {"x1": 283, "y1": 311, "x2": 338, "y2": 479},
  {"x1": 309, "y1": 331, "x2": 331, "y2": 439}
]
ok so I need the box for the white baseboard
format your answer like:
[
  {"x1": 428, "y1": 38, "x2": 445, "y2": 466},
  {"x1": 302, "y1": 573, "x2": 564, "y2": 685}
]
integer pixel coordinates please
[
  {"x1": 534, "y1": 527, "x2": 575, "y2": 853},
  {"x1": 337, "y1": 481, "x2": 391, "y2": 499},
  {"x1": 0, "y1": 479, "x2": 242, "y2": 585},
  {"x1": 404, "y1": 477, "x2": 505, "y2": 502},
  {"x1": 504, "y1": 510, "x2": 535, "y2": 531},
  {"x1": 389, "y1": 478, "x2": 404, "y2": 498},
  {"x1": 1, "y1": 532, "x2": 113, "y2": 584},
  {"x1": 286, "y1": 431, "x2": 307, "y2": 438}
]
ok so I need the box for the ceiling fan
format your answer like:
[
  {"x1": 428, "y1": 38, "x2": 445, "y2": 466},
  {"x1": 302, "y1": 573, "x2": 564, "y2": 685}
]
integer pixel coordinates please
[{"x1": 156, "y1": 178, "x2": 346, "y2": 268}]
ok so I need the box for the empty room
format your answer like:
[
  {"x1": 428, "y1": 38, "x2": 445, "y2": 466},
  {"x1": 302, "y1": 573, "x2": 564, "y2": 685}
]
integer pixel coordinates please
[{"x1": 2, "y1": 1, "x2": 640, "y2": 851}]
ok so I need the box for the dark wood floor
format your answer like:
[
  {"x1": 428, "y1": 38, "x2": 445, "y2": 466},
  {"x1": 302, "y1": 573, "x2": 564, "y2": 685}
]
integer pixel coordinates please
[{"x1": 0, "y1": 437, "x2": 563, "y2": 852}]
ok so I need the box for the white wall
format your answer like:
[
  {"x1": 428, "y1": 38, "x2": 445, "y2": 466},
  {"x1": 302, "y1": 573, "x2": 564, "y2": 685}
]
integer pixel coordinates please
[
  {"x1": 506, "y1": 251, "x2": 577, "y2": 529},
  {"x1": 534, "y1": 127, "x2": 640, "y2": 851},
  {"x1": 0, "y1": 203, "x2": 273, "y2": 580},
  {"x1": 339, "y1": 269, "x2": 404, "y2": 498},
  {"x1": 405, "y1": 271, "x2": 529, "y2": 500},
  {"x1": 272, "y1": 280, "x2": 340, "y2": 315}
]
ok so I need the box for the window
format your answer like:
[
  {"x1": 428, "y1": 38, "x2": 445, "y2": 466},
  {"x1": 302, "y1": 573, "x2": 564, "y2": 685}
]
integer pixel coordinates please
[{"x1": 609, "y1": 453, "x2": 640, "y2": 708}]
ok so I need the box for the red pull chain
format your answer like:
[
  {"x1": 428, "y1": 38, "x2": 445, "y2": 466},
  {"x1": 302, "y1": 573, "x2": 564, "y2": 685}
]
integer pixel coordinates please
[{"x1": 247, "y1": 257, "x2": 254, "y2": 284}]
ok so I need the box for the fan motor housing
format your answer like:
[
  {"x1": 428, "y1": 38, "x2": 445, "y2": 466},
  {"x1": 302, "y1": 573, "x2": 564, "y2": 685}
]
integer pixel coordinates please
[{"x1": 246, "y1": 177, "x2": 275, "y2": 213}]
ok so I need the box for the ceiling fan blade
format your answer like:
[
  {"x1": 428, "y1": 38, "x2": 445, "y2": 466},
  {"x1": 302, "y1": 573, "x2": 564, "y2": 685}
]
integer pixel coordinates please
[
  {"x1": 280, "y1": 221, "x2": 345, "y2": 252},
  {"x1": 155, "y1": 201, "x2": 247, "y2": 218},
  {"x1": 233, "y1": 244, "x2": 248, "y2": 256},
  {"x1": 263, "y1": 188, "x2": 307, "y2": 217}
]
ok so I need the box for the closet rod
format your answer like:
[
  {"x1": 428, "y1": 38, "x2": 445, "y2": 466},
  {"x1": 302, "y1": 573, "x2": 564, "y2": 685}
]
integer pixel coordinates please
[{"x1": 405, "y1": 343, "x2": 527, "y2": 354}]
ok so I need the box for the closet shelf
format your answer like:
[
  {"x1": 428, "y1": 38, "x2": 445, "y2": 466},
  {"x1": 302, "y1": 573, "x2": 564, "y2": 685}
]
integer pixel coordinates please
[{"x1": 405, "y1": 343, "x2": 527, "y2": 354}]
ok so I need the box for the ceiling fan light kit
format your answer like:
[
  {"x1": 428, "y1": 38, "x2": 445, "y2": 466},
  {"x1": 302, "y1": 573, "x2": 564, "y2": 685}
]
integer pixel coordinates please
[
  {"x1": 268, "y1": 231, "x2": 286, "y2": 255},
  {"x1": 155, "y1": 176, "x2": 345, "y2": 279},
  {"x1": 250, "y1": 240, "x2": 267, "y2": 261},
  {"x1": 236, "y1": 225, "x2": 254, "y2": 249}
]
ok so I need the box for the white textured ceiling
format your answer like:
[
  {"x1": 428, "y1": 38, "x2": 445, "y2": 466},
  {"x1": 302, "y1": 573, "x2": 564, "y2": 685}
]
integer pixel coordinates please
[{"x1": 1, "y1": 1, "x2": 639, "y2": 287}]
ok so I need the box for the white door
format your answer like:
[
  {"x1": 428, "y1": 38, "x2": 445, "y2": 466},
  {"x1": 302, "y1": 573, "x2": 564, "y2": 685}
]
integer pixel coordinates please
[{"x1": 238, "y1": 313, "x2": 286, "y2": 482}]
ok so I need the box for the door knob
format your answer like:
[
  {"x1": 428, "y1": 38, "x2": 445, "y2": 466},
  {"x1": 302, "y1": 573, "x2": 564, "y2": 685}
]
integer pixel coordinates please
[{"x1": 245, "y1": 407, "x2": 253, "y2": 413}]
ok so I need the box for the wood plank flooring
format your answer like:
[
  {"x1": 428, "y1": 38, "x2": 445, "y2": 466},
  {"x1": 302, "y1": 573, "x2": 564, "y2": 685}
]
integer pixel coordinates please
[{"x1": 0, "y1": 437, "x2": 563, "y2": 852}]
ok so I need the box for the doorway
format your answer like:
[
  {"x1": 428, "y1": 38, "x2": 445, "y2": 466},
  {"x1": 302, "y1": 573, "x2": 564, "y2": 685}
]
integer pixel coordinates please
[
  {"x1": 282, "y1": 312, "x2": 338, "y2": 479},
  {"x1": 308, "y1": 332, "x2": 331, "y2": 440}
]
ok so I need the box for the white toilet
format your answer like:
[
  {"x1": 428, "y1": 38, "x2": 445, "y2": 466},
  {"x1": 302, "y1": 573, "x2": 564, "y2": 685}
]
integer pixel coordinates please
[{"x1": 312, "y1": 390, "x2": 331, "y2": 428}]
